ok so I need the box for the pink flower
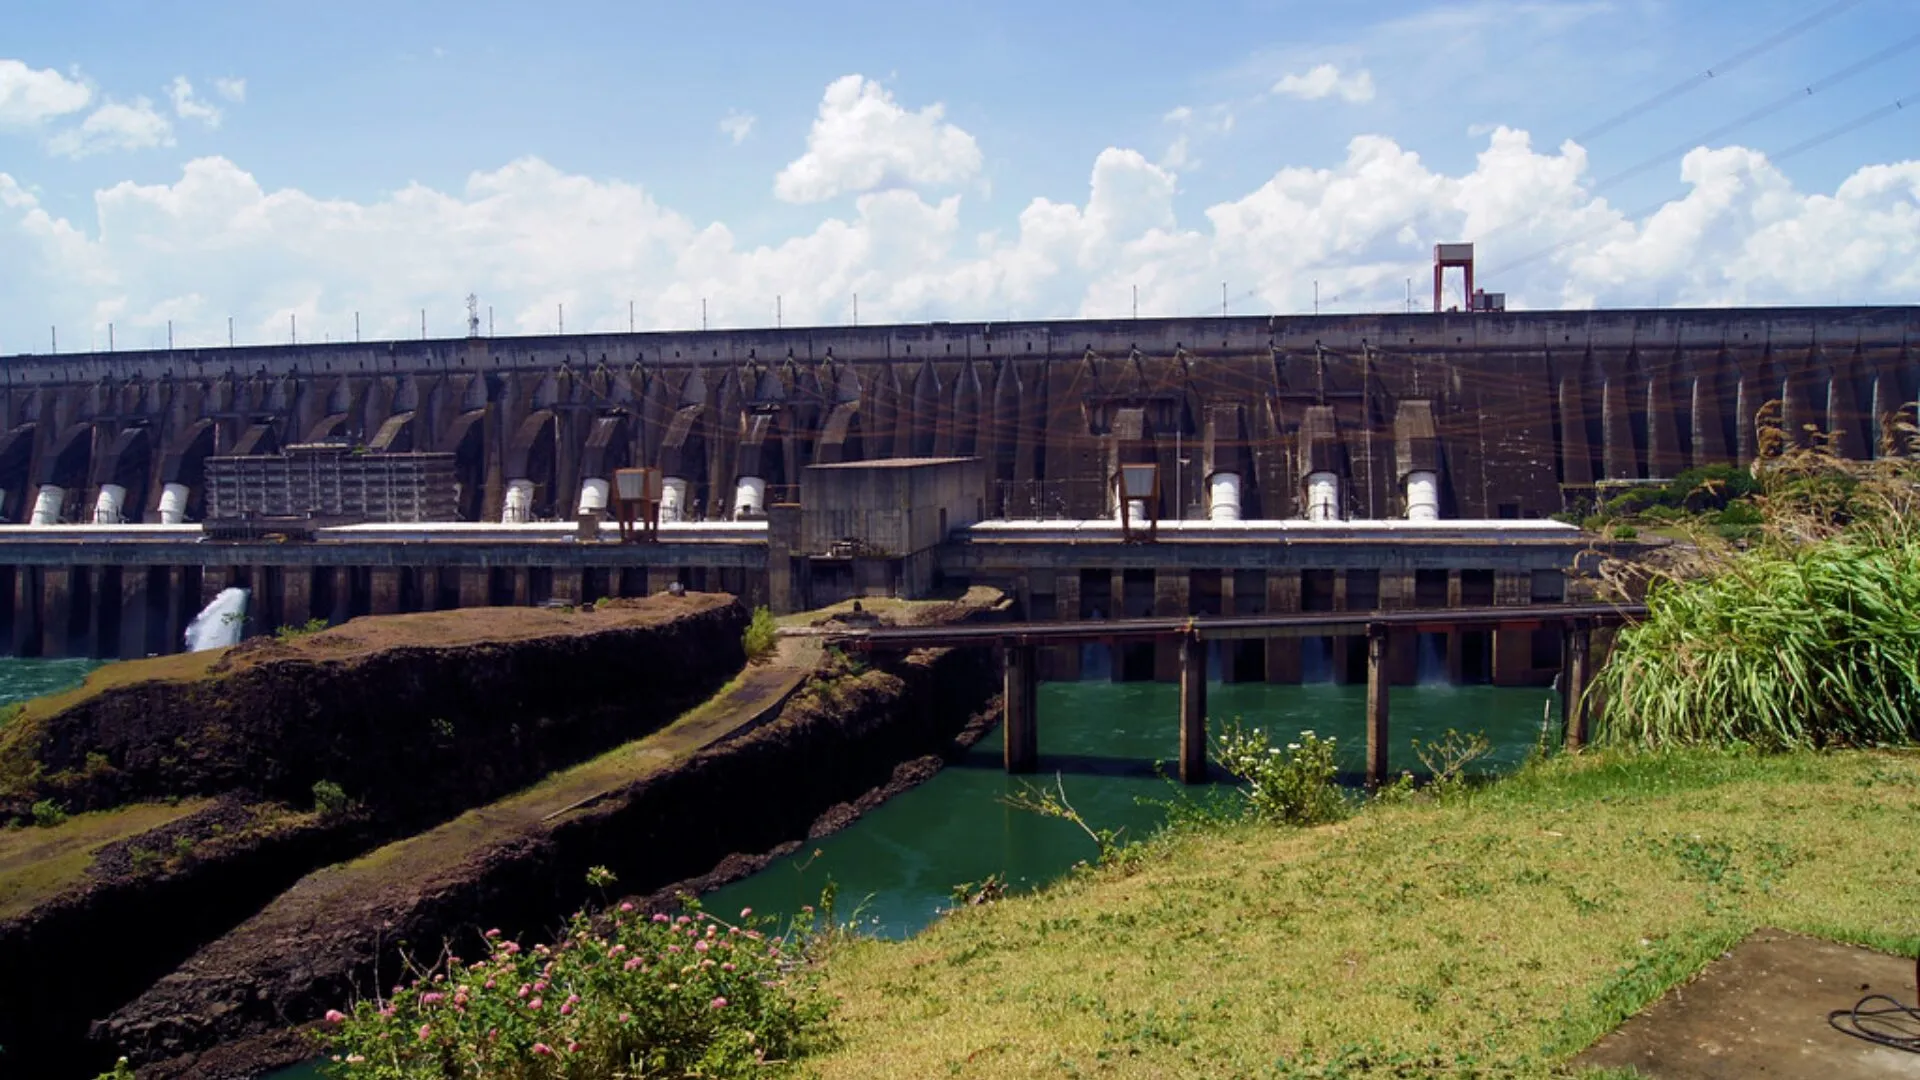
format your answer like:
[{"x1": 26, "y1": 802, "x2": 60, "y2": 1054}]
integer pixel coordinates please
[
  {"x1": 676, "y1": 915, "x2": 691, "y2": 926},
  {"x1": 722, "y1": 962, "x2": 736, "y2": 972},
  {"x1": 739, "y1": 907, "x2": 752, "y2": 918},
  {"x1": 694, "y1": 940, "x2": 710, "y2": 953},
  {"x1": 529, "y1": 997, "x2": 544, "y2": 1011},
  {"x1": 417, "y1": 1023, "x2": 432, "y2": 1041},
  {"x1": 668, "y1": 944, "x2": 682, "y2": 953},
  {"x1": 710, "y1": 996, "x2": 729, "y2": 1009},
  {"x1": 421, "y1": 992, "x2": 444, "y2": 1005},
  {"x1": 623, "y1": 957, "x2": 643, "y2": 971},
  {"x1": 324, "y1": 1009, "x2": 347, "y2": 1025},
  {"x1": 533, "y1": 980, "x2": 547, "y2": 992},
  {"x1": 560, "y1": 1003, "x2": 573, "y2": 1016},
  {"x1": 618, "y1": 1012, "x2": 632, "y2": 1023},
  {"x1": 567, "y1": 1041, "x2": 582, "y2": 1053},
  {"x1": 517, "y1": 984, "x2": 530, "y2": 998},
  {"x1": 532, "y1": 1043, "x2": 554, "y2": 1056},
  {"x1": 485, "y1": 928, "x2": 501, "y2": 938},
  {"x1": 567, "y1": 994, "x2": 580, "y2": 1004},
  {"x1": 620, "y1": 902, "x2": 635, "y2": 912},
  {"x1": 652, "y1": 913, "x2": 669, "y2": 923},
  {"x1": 609, "y1": 945, "x2": 626, "y2": 956}
]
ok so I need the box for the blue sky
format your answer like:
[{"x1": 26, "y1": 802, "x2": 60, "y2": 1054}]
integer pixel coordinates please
[{"x1": 2, "y1": 0, "x2": 1917, "y2": 352}]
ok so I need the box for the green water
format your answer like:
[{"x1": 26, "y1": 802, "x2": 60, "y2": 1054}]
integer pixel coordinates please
[
  {"x1": 0, "y1": 656, "x2": 103, "y2": 714},
  {"x1": 706, "y1": 678, "x2": 1558, "y2": 939},
  {"x1": 253, "y1": 677, "x2": 1559, "y2": 1080}
]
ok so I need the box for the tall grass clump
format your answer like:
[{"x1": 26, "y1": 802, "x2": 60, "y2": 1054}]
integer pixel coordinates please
[
  {"x1": 1594, "y1": 404, "x2": 1920, "y2": 750},
  {"x1": 741, "y1": 606, "x2": 779, "y2": 662}
]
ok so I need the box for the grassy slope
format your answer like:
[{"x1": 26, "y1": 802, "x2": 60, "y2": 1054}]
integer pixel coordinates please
[
  {"x1": 812, "y1": 749, "x2": 1920, "y2": 1078},
  {"x1": 0, "y1": 800, "x2": 211, "y2": 920}
]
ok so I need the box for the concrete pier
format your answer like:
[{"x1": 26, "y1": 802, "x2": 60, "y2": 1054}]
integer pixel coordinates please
[{"x1": 1002, "y1": 643, "x2": 1039, "y2": 774}]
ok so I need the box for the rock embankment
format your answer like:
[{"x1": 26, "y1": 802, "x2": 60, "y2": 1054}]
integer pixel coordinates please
[
  {"x1": 0, "y1": 594, "x2": 748, "y2": 1079},
  {"x1": 1, "y1": 595, "x2": 745, "y2": 823}
]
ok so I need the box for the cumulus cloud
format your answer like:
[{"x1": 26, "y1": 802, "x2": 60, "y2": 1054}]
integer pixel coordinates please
[
  {"x1": 718, "y1": 109, "x2": 756, "y2": 145},
  {"x1": 168, "y1": 76, "x2": 222, "y2": 128},
  {"x1": 47, "y1": 97, "x2": 174, "y2": 157},
  {"x1": 213, "y1": 76, "x2": 247, "y2": 103},
  {"x1": 1272, "y1": 63, "x2": 1376, "y2": 104},
  {"x1": 0, "y1": 59, "x2": 91, "y2": 126},
  {"x1": 1, "y1": 126, "x2": 1915, "y2": 352},
  {"x1": 774, "y1": 75, "x2": 982, "y2": 203}
]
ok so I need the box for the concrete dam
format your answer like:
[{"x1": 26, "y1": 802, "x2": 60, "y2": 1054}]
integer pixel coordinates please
[{"x1": 0, "y1": 304, "x2": 1913, "y2": 669}]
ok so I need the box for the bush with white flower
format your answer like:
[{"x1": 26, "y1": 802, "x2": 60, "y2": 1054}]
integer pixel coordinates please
[
  {"x1": 314, "y1": 878, "x2": 827, "y2": 1079},
  {"x1": 1211, "y1": 721, "x2": 1347, "y2": 826}
]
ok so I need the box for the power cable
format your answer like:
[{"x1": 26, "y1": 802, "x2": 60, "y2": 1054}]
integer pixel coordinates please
[
  {"x1": 1572, "y1": 0, "x2": 1869, "y2": 144},
  {"x1": 1478, "y1": 86, "x2": 1920, "y2": 284}
]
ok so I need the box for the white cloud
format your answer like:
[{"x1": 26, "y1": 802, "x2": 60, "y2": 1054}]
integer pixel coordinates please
[
  {"x1": 47, "y1": 97, "x2": 174, "y2": 157},
  {"x1": 774, "y1": 75, "x2": 982, "y2": 203},
  {"x1": 1, "y1": 126, "x2": 1915, "y2": 352},
  {"x1": 719, "y1": 110, "x2": 756, "y2": 146},
  {"x1": 1272, "y1": 63, "x2": 1377, "y2": 104},
  {"x1": 213, "y1": 76, "x2": 247, "y2": 103},
  {"x1": 0, "y1": 59, "x2": 91, "y2": 126},
  {"x1": 168, "y1": 76, "x2": 222, "y2": 128}
]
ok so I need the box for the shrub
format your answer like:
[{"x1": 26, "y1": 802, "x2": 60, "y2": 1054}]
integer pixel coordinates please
[
  {"x1": 742, "y1": 606, "x2": 778, "y2": 662},
  {"x1": 319, "y1": 894, "x2": 828, "y2": 1078},
  {"x1": 30, "y1": 798, "x2": 67, "y2": 828},
  {"x1": 277, "y1": 617, "x2": 330, "y2": 642},
  {"x1": 312, "y1": 779, "x2": 352, "y2": 817},
  {"x1": 1211, "y1": 723, "x2": 1346, "y2": 826}
]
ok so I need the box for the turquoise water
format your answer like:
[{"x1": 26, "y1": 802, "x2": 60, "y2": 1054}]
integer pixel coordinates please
[
  {"x1": 0, "y1": 656, "x2": 103, "y2": 714},
  {"x1": 705, "y1": 678, "x2": 1557, "y2": 939},
  {"x1": 253, "y1": 677, "x2": 1559, "y2": 1080}
]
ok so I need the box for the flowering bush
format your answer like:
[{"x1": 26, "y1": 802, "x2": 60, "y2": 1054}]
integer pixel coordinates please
[
  {"x1": 317, "y1": 895, "x2": 827, "y2": 1078},
  {"x1": 1211, "y1": 722, "x2": 1346, "y2": 826}
]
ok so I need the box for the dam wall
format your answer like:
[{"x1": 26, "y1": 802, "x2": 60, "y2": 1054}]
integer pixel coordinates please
[{"x1": 1, "y1": 306, "x2": 1912, "y2": 529}]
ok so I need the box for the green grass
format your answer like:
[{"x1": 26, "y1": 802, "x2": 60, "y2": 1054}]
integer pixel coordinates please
[
  {"x1": 807, "y1": 748, "x2": 1920, "y2": 1078},
  {"x1": 0, "y1": 800, "x2": 211, "y2": 920}
]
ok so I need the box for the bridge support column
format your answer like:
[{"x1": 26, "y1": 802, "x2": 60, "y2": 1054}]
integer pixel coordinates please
[
  {"x1": 1178, "y1": 630, "x2": 1207, "y2": 784},
  {"x1": 42, "y1": 567, "x2": 72, "y2": 657},
  {"x1": 1562, "y1": 622, "x2": 1591, "y2": 749},
  {"x1": 370, "y1": 567, "x2": 402, "y2": 616},
  {"x1": 1002, "y1": 642, "x2": 1039, "y2": 774},
  {"x1": 1366, "y1": 625, "x2": 1390, "y2": 788},
  {"x1": 119, "y1": 566, "x2": 149, "y2": 659},
  {"x1": 459, "y1": 568, "x2": 490, "y2": 609},
  {"x1": 280, "y1": 568, "x2": 312, "y2": 630},
  {"x1": 12, "y1": 568, "x2": 41, "y2": 656}
]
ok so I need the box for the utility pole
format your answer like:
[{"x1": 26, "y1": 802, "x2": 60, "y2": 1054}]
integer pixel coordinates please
[
  {"x1": 421, "y1": 308, "x2": 427, "y2": 339},
  {"x1": 776, "y1": 294, "x2": 782, "y2": 329},
  {"x1": 488, "y1": 306, "x2": 494, "y2": 336},
  {"x1": 108, "y1": 323, "x2": 114, "y2": 352},
  {"x1": 1314, "y1": 280, "x2": 1320, "y2": 316},
  {"x1": 49, "y1": 326, "x2": 55, "y2": 354},
  {"x1": 1133, "y1": 284, "x2": 1138, "y2": 320},
  {"x1": 557, "y1": 303, "x2": 564, "y2": 335},
  {"x1": 291, "y1": 313, "x2": 297, "y2": 344},
  {"x1": 629, "y1": 300, "x2": 635, "y2": 333},
  {"x1": 852, "y1": 293, "x2": 858, "y2": 326},
  {"x1": 1405, "y1": 278, "x2": 1412, "y2": 313},
  {"x1": 228, "y1": 316, "x2": 233, "y2": 347},
  {"x1": 701, "y1": 298, "x2": 707, "y2": 331},
  {"x1": 1221, "y1": 282, "x2": 1227, "y2": 318},
  {"x1": 355, "y1": 311, "x2": 361, "y2": 342},
  {"x1": 167, "y1": 320, "x2": 172, "y2": 350}
]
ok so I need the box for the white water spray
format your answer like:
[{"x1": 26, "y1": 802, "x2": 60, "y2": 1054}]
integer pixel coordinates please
[{"x1": 184, "y1": 587, "x2": 250, "y2": 652}]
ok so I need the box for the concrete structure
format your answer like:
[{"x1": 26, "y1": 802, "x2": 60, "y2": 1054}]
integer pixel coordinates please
[
  {"x1": 0, "y1": 306, "x2": 1908, "y2": 531},
  {"x1": 0, "y1": 304, "x2": 1896, "y2": 669},
  {"x1": 204, "y1": 444, "x2": 458, "y2": 523},
  {"x1": 792, "y1": 456, "x2": 985, "y2": 605}
]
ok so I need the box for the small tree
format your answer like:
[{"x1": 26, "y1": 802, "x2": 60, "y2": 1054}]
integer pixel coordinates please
[{"x1": 742, "y1": 606, "x2": 779, "y2": 662}]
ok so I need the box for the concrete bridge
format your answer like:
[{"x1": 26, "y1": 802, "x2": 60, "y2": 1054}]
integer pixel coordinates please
[
  {"x1": 0, "y1": 306, "x2": 1911, "y2": 531},
  {"x1": 827, "y1": 602, "x2": 1645, "y2": 785}
]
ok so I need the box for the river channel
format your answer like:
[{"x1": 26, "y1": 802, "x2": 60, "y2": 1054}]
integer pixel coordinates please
[{"x1": 0, "y1": 657, "x2": 1554, "y2": 1080}]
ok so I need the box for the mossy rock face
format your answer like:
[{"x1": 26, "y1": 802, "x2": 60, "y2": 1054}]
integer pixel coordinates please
[{"x1": 0, "y1": 596, "x2": 748, "y2": 825}]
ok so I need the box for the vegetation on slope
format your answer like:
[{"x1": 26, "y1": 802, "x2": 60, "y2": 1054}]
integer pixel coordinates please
[
  {"x1": 812, "y1": 748, "x2": 1920, "y2": 1078},
  {"x1": 1594, "y1": 407, "x2": 1920, "y2": 749}
]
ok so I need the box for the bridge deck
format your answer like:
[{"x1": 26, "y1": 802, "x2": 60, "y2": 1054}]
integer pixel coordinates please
[{"x1": 826, "y1": 602, "x2": 1644, "y2": 649}]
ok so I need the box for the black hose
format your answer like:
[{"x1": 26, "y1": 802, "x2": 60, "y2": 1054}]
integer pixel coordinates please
[{"x1": 1827, "y1": 957, "x2": 1920, "y2": 1053}]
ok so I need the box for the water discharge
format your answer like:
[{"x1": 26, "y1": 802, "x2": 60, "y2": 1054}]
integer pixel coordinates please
[{"x1": 184, "y1": 587, "x2": 250, "y2": 652}]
